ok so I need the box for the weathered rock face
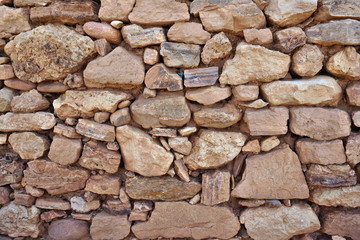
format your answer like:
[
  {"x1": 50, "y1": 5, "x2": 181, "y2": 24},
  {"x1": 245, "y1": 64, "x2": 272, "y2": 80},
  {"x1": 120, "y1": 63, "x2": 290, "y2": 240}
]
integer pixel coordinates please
[
  {"x1": 232, "y1": 145, "x2": 309, "y2": 199},
  {"x1": 220, "y1": 44, "x2": 290, "y2": 85},
  {"x1": 274, "y1": 27, "x2": 307, "y2": 53},
  {"x1": 346, "y1": 134, "x2": 360, "y2": 166},
  {"x1": 168, "y1": 22, "x2": 211, "y2": 45},
  {"x1": 240, "y1": 203, "x2": 320, "y2": 240},
  {"x1": 316, "y1": 0, "x2": 360, "y2": 21},
  {"x1": 201, "y1": 32, "x2": 232, "y2": 64},
  {"x1": 261, "y1": 76, "x2": 342, "y2": 106},
  {"x1": 4, "y1": 24, "x2": 96, "y2": 83},
  {"x1": 0, "y1": 6, "x2": 31, "y2": 35},
  {"x1": 125, "y1": 176, "x2": 201, "y2": 201},
  {"x1": 231, "y1": 83, "x2": 259, "y2": 100},
  {"x1": 144, "y1": 63, "x2": 183, "y2": 91},
  {"x1": 306, "y1": 19, "x2": 360, "y2": 45},
  {"x1": 186, "y1": 86, "x2": 231, "y2": 105},
  {"x1": 116, "y1": 125, "x2": 173, "y2": 176},
  {"x1": 76, "y1": 119, "x2": 115, "y2": 142},
  {"x1": 48, "y1": 135, "x2": 82, "y2": 166},
  {"x1": 98, "y1": 0, "x2": 135, "y2": 22},
  {"x1": 184, "y1": 129, "x2": 247, "y2": 170},
  {"x1": 347, "y1": 82, "x2": 360, "y2": 106},
  {"x1": 132, "y1": 202, "x2": 240, "y2": 239},
  {"x1": 0, "y1": 65, "x2": 14, "y2": 80},
  {"x1": 122, "y1": 24, "x2": 166, "y2": 48},
  {"x1": 310, "y1": 185, "x2": 360, "y2": 207},
  {"x1": 83, "y1": 22, "x2": 122, "y2": 44},
  {"x1": 290, "y1": 107, "x2": 351, "y2": 140},
  {"x1": 90, "y1": 212, "x2": 131, "y2": 240},
  {"x1": 0, "y1": 87, "x2": 15, "y2": 113},
  {"x1": 184, "y1": 67, "x2": 219, "y2": 88},
  {"x1": 291, "y1": 44, "x2": 324, "y2": 77},
  {"x1": 11, "y1": 89, "x2": 50, "y2": 113},
  {"x1": 243, "y1": 28, "x2": 273, "y2": 45},
  {"x1": 201, "y1": 169, "x2": 230, "y2": 206},
  {"x1": 85, "y1": 175, "x2": 120, "y2": 195},
  {"x1": 0, "y1": 112, "x2": 56, "y2": 132},
  {"x1": 23, "y1": 160, "x2": 89, "y2": 195},
  {"x1": 160, "y1": 42, "x2": 201, "y2": 68},
  {"x1": 84, "y1": 47, "x2": 145, "y2": 89},
  {"x1": 48, "y1": 219, "x2": 89, "y2": 240},
  {"x1": 8, "y1": 132, "x2": 49, "y2": 160},
  {"x1": 131, "y1": 93, "x2": 191, "y2": 128},
  {"x1": 0, "y1": 203, "x2": 41, "y2": 238},
  {"x1": 0, "y1": 146, "x2": 23, "y2": 186},
  {"x1": 326, "y1": 46, "x2": 360, "y2": 80}
]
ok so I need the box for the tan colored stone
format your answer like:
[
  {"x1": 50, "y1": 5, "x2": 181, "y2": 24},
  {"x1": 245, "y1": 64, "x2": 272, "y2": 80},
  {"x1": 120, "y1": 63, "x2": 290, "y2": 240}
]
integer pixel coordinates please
[
  {"x1": 168, "y1": 137, "x2": 192, "y2": 155},
  {"x1": 0, "y1": 64, "x2": 14, "y2": 80},
  {"x1": 186, "y1": 86, "x2": 231, "y2": 105},
  {"x1": 174, "y1": 159, "x2": 190, "y2": 182},
  {"x1": 306, "y1": 19, "x2": 360, "y2": 45},
  {"x1": 143, "y1": 87, "x2": 156, "y2": 98},
  {"x1": 160, "y1": 42, "x2": 201, "y2": 68},
  {"x1": 10, "y1": 89, "x2": 49, "y2": 113},
  {"x1": 48, "y1": 134, "x2": 82, "y2": 166},
  {"x1": 53, "y1": 124, "x2": 81, "y2": 139},
  {"x1": 315, "y1": 0, "x2": 360, "y2": 21},
  {"x1": 201, "y1": 169, "x2": 230, "y2": 206},
  {"x1": 261, "y1": 136, "x2": 280, "y2": 152},
  {"x1": 13, "y1": 0, "x2": 52, "y2": 7},
  {"x1": 71, "y1": 213, "x2": 92, "y2": 221},
  {"x1": 240, "y1": 203, "x2": 320, "y2": 240},
  {"x1": 184, "y1": 67, "x2": 219, "y2": 88},
  {"x1": 48, "y1": 219, "x2": 89, "y2": 240},
  {"x1": 347, "y1": 82, "x2": 360, "y2": 106},
  {"x1": 193, "y1": 103, "x2": 242, "y2": 128},
  {"x1": 261, "y1": 76, "x2": 342, "y2": 106},
  {"x1": 353, "y1": 111, "x2": 360, "y2": 127},
  {"x1": 184, "y1": 129, "x2": 247, "y2": 170},
  {"x1": 168, "y1": 22, "x2": 211, "y2": 45},
  {"x1": 0, "y1": 187, "x2": 10, "y2": 205},
  {"x1": 129, "y1": 211, "x2": 148, "y2": 221},
  {"x1": 37, "y1": 81, "x2": 69, "y2": 93},
  {"x1": 85, "y1": 175, "x2": 120, "y2": 195},
  {"x1": 14, "y1": 192, "x2": 35, "y2": 207},
  {"x1": 35, "y1": 197, "x2": 70, "y2": 210},
  {"x1": 25, "y1": 185, "x2": 44, "y2": 197},
  {"x1": 5, "y1": 24, "x2": 96, "y2": 83},
  {"x1": 83, "y1": 22, "x2": 121, "y2": 44},
  {"x1": 201, "y1": 32, "x2": 232, "y2": 64},
  {"x1": 95, "y1": 38, "x2": 112, "y2": 56},
  {"x1": 9, "y1": 132, "x2": 49, "y2": 160},
  {"x1": 232, "y1": 145, "x2": 309, "y2": 199},
  {"x1": 122, "y1": 24, "x2": 166, "y2": 48},
  {"x1": 0, "y1": 87, "x2": 15, "y2": 112},
  {"x1": 220, "y1": 44, "x2": 290, "y2": 85},
  {"x1": 232, "y1": 85, "x2": 259, "y2": 102},
  {"x1": 132, "y1": 201, "x2": 240, "y2": 239},
  {"x1": 0, "y1": 6, "x2": 31, "y2": 35},
  {"x1": 264, "y1": 0, "x2": 317, "y2": 27},
  {"x1": 144, "y1": 63, "x2": 183, "y2": 91},
  {"x1": 310, "y1": 185, "x2": 360, "y2": 207},
  {"x1": 143, "y1": 48, "x2": 159, "y2": 65},
  {"x1": 290, "y1": 107, "x2": 351, "y2": 140},
  {"x1": 178, "y1": 126, "x2": 197, "y2": 136},
  {"x1": 128, "y1": 0, "x2": 189, "y2": 26},
  {"x1": 0, "y1": 133, "x2": 7, "y2": 145},
  {"x1": 70, "y1": 196, "x2": 100, "y2": 213},
  {"x1": 242, "y1": 139, "x2": 261, "y2": 154},
  {"x1": 131, "y1": 92, "x2": 191, "y2": 129},
  {"x1": 99, "y1": 0, "x2": 135, "y2": 22},
  {"x1": 0, "y1": 57, "x2": 9, "y2": 64},
  {"x1": 84, "y1": 47, "x2": 144, "y2": 89},
  {"x1": 90, "y1": 212, "x2": 131, "y2": 240},
  {"x1": 296, "y1": 139, "x2": 346, "y2": 165},
  {"x1": 0, "y1": 146, "x2": 23, "y2": 186},
  {"x1": 326, "y1": 46, "x2": 360, "y2": 80},
  {"x1": 94, "y1": 111, "x2": 110, "y2": 123},
  {"x1": 116, "y1": 125, "x2": 173, "y2": 176},
  {"x1": 238, "y1": 199, "x2": 266, "y2": 207},
  {"x1": 237, "y1": 99, "x2": 269, "y2": 109},
  {"x1": 274, "y1": 27, "x2": 307, "y2": 53},
  {"x1": 346, "y1": 134, "x2": 360, "y2": 166},
  {"x1": 76, "y1": 119, "x2": 115, "y2": 142},
  {"x1": 291, "y1": 44, "x2": 324, "y2": 77},
  {"x1": 149, "y1": 128, "x2": 177, "y2": 137},
  {"x1": 23, "y1": 160, "x2": 89, "y2": 195},
  {"x1": 0, "y1": 112, "x2": 55, "y2": 132},
  {"x1": 4, "y1": 79, "x2": 36, "y2": 91},
  {"x1": 243, "y1": 28, "x2": 273, "y2": 45},
  {"x1": 109, "y1": 108, "x2": 130, "y2": 127}
]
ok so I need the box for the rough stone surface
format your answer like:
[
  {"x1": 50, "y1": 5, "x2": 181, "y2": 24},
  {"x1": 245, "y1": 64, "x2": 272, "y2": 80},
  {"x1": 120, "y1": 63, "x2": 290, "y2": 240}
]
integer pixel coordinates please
[
  {"x1": 168, "y1": 137, "x2": 192, "y2": 155},
  {"x1": 184, "y1": 67, "x2": 219, "y2": 88},
  {"x1": 76, "y1": 119, "x2": 115, "y2": 142},
  {"x1": 291, "y1": 44, "x2": 324, "y2": 77},
  {"x1": 232, "y1": 145, "x2": 309, "y2": 199},
  {"x1": 201, "y1": 32, "x2": 232, "y2": 64},
  {"x1": 132, "y1": 202, "x2": 240, "y2": 239},
  {"x1": 243, "y1": 28, "x2": 273, "y2": 45},
  {"x1": 0, "y1": 65, "x2": 14, "y2": 80},
  {"x1": 353, "y1": 111, "x2": 360, "y2": 127},
  {"x1": 90, "y1": 212, "x2": 131, "y2": 240},
  {"x1": 326, "y1": 46, "x2": 360, "y2": 80},
  {"x1": 0, "y1": 146, "x2": 23, "y2": 186},
  {"x1": 4, "y1": 79, "x2": 36, "y2": 91},
  {"x1": 0, "y1": 87, "x2": 15, "y2": 113},
  {"x1": 53, "y1": 124, "x2": 81, "y2": 139},
  {"x1": 240, "y1": 203, "x2": 320, "y2": 240},
  {"x1": 274, "y1": 27, "x2": 307, "y2": 53},
  {"x1": 110, "y1": 108, "x2": 131, "y2": 127},
  {"x1": 347, "y1": 82, "x2": 360, "y2": 106},
  {"x1": 70, "y1": 196, "x2": 100, "y2": 213},
  {"x1": 0, "y1": 6, "x2": 31, "y2": 35},
  {"x1": 11, "y1": 89, "x2": 50, "y2": 113},
  {"x1": 122, "y1": 24, "x2": 166, "y2": 48},
  {"x1": 85, "y1": 175, "x2": 120, "y2": 195},
  {"x1": 37, "y1": 82, "x2": 69, "y2": 93},
  {"x1": 83, "y1": 22, "x2": 121, "y2": 44},
  {"x1": 316, "y1": 0, "x2": 360, "y2": 21},
  {"x1": 48, "y1": 219, "x2": 89, "y2": 240},
  {"x1": 310, "y1": 185, "x2": 360, "y2": 207},
  {"x1": 143, "y1": 48, "x2": 159, "y2": 65},
  {"x1": 35, "y1": 197, "x2": 70, "y2": 210},
  {"x1": 5, "y1": 24, "x2": 96, "y2": 83},
  {"x1": 185, "y1": 86, "x2": 231, "y2": 105},
  {"x1": 8, "y1": 132, "x2": 49, "y2": 160},
  {"x1": 220, "y1": 44, "x2": 290, "y2": 85},
  {"x1": 346, "y1": 134, "x2": 360, "y2": 166},
  {"x1": 144, "y1": 63, "x2": 183, "y2": 91},
  {"x1": 160, "y1": 42, "x2": 201, "y2": 68},
  {"x1": 201, "y1": 169, "x2": 230, "y2": 206},
  {"x1": 168, "y1": 22, "x2": 211, "y2": 45},
  {"x1": 232, "y1": 85, "x2": 259, "y2": 102},
  {"x1": 48, "y1": 135, "x2": 82, "y2": 166},
  {"x1": 99, "y1": 0, "x2": 135, "y2": 22}
]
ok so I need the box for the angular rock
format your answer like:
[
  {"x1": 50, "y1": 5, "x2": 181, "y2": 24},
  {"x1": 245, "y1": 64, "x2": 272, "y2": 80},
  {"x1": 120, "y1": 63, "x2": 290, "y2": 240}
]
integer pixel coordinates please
[
  {"x1": 85, "y1": 175, "x2": 120, "y2": 195},
  {"x1": 0, "y1": 64, "x2": 14, "y2": 80},
  {"x1": 232, "y1": 85, "x2": 259, "y2": 102},
  {"x1": 0, "y1": 87, "x2": 15, "y2": 112},
  {"x1": 0, "y1": 146, "x2": 23, "y2": 186},
  {"x1": 296, "y1": 139, "x2": 346, "y2": 165},
  {"x1": 70, "y1": 196, "x2": 100, "y2": 213},
  {"x1": 168, "y1": 22, "x2": 211, "y2": 45},
  {"x1": 23, "y1": 160, "x2": 89, "y2": 195},
  {"x1": 232, "y1": 145, "x2": 309, "y2": 199},
  {"x1": 0, "y1": 187, "x2": 10, "y2": 205},
  {"x1": 353, "y1": 111, "x2": 360, "y2": 127},
  {"x1": 326, "y1": 46, "x2": 360, "y2": 80},
  {"x1": 122, "y1": 24, "x2": 166, "y2": 48},
  {"x1": 184, "y1": 129, "x2": 247, "y2": 170},
  {"x1": 76, "y1": 119, "x2": 115, "y2": 142},
  {"x1": 274, "y1": 27, "x2": 307, "y2": 53},
  {"x1": 0, "y1": 203, "x2": 41, "y2": 238},
  {"x1": 174, "y1": 159, "x2": 190, "y2": 182},
  {"x1": 347, "y1": 82, "x2": 360, "y2": 106},
  {"x1": 346, "y1": 134, "x2": 360, "y2": 166},
  {"x1": 168, "y1": 137, "x2": 192, "y2": 155},
  {"x1": 310, "y1": 185, "x2": 360, "y2": 207},
  {"x1": 144, "y1": 63, "x2": 183, "y2": 91},
  {"x1": 84, "y1": 47, "x2": 144, "y2": 89},
  {"x1": 149, "y1": 127, "x2": 177, "y2": 137},
  {"x1": 95, "y1": 38, "x2": 112, "y2": 56},
  {"x1": 261, "y1": 76, "x2": 342, "y2": 106},
  {"x1": 5, "y1": 24, "x2": 96, "y2": 83},
  {"x1": 243, "y1": 107, "x2": 289, "y2": 136},
  {"x1": 125, "y1": 176, "x2": 201, "y2": 201},
  {"x1": 316, "y1": 0, "x2": 360, "y2": 21},
  {"x1": 13, "y1": 192, "x2": 35, "y2": 207},
  {"x1": 83, "y1": 22, "x2": 121, "y2": 44},
  {"x1": 243, "y1": 28, "x2": 273, "y2": 45},
  {"x1": 110, "y1": 108, "x2": 131, "y2": 127},
  {"x1": 143, "y1": 48, "x2": 159, "y2": 65},
  {"x1": 290, "y1": 107, "x2": 351, "y2": 140},
  {"x1": 306, "y1": 19, "x2": 360, "y2": 45},
  {"x1": 201, "y1": 169, "x2": 230, "y2": 206},
  {"x1": 201, "y1": 32, "x2": 232, "y2": 64},
  {"x1": 48, "y1": 219, "x2": 89, "y2": 240},
  {"x1": 184, "y1": 67, "x2": 219, "y2": 88},
  {"x1": 240, "y1": 203, "x2": 320, "y2": 240},
  {"x1": 4, "y1": 79, "x2": 36, "y2": 91},
  {"x1": 90, "y1": 212, "x2": 131, "y2": 240},
  {"x1": 131, "y1": 93, "x2": 191, "y2": 128},
  {"x1": 0, "y1": 6, "x2": 31, "y2": 35},
  {"x1": 48, "y1": 135, "x2": 82, "y2": 166},
  {"x1": 53, "y1": 124, "x2": 81, "y2": 139},
  {"x1": 132, "y1": 202, "x2": 240, "y2": 239},
  {"x1": 264, "y1": 0, "x2": 318, "y2": 27},
  {"x1": 11, "y1": 89, "x2": 49, "y2": 113},
  {"x1": 9, "y1": 132, "x2": 49, "y2": 160},
  {"x1": 35, "y1": 197, "x2": 70, "y2": 210},
  {"x1": 193, "y1": 103, "x2": 242, "y2": 128},
  {"x1": 220, "y1": 44, "x2": 290, "y2": 85},
  {"x1": 242, "y1": 139, "x2": 261, "y2": 154},
  {"x1": 99, "y1": 0, "x2": 135, "y2": 22},
  {"x1": 160, "y1": 42, "x2": 201, "y2": 68},
  {"x1": 186, "y1": 86, "x2": 231, "y2": 105},
  {"x1": 128, "y1": 0, "x2": 190, "y2": 26},
  {"x1": 291, "y1": 44, "x2": 324, "y2": 77},
  {"x1": 261, "y1": 136, "x2": 280, "y2": 152}
]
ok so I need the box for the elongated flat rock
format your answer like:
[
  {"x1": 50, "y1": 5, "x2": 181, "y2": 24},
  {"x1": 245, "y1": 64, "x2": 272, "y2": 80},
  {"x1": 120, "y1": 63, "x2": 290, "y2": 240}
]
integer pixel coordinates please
[
  {"x1": 76, "y1": 119, "x2": 115, "y2": 142},
  {"x1": 316, "y1": 0, "x2": 360, "y2": 21},
  {"x1": 185, "y1": 86, "x2": 231, "y2": 105},
  {"x1": 310, "y1": 185, "x2": 360, "y2": 207},
  {"x1": 184, "y1": 67, "x2": 219, "y2": 88},
  {"x1": 261, "y1": 76, "x2": 342, "y2": 106},
  {"x1": 160, "y1": 42, "x2": 201, "y2": 68},
  {"x1": 132, "y1": 202, "x2": 240, "y2": 239},
  {"x1": 0, "y1": 112, "x2": 56, "y2": 132},
  {"x1": 121, "y1": 24, "x2": 166, "y2": 48}
]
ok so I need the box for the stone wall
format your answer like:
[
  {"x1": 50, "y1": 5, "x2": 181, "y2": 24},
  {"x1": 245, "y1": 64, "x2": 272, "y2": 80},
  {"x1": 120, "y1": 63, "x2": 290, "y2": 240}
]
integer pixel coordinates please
[{"x1": 0, "y1": 0, "x2": 360, "y2": 239}]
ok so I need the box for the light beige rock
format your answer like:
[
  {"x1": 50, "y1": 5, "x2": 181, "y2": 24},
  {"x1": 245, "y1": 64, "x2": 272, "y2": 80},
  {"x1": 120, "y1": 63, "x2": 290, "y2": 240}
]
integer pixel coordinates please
[
  {"x1": 85, "y1": 175, "x2": 120, "y2": 195},
  {"x1": 296, "y1": 139, "x2": 346, "y2": 165},
  {"x1": 95, "y1": 38, "x2": 112, "y2": 56},
  {"x1": 4, "y1": 79, "x2": 36, "y2": 91},
  {"x1": 168, "y1": 137, "x2": 192, "y2": 155},
  {"x1": 240, "y1": 203, "x2": 320, "y2": 240},
  {"x1": 290, "y1": 107, "x2": 351, "y2": 140},
  {"x1": 0, "y1": 64, "x2": 15, "y2": 80},
  {"x1": 201, "y1": 32, "x2": 232, "y2": 64},
  {"x1": 242, "y1": 139, "x2": 261, "y2": 154},
  {"x1": 237, "y1": 99, "x2": 269, "y2": 109},
  {"x1": 310, "y1": 185, "x2": 360, "y2": 207},
  {"x1": 83, "y1": 22, "x2": 121, "y2": 44},
  {"x1": 347, "y1": 82, "x2": 360, "y2": 106},
  {"x1": 110, "y1": 108, "x2": 131, "y2": 127},
  {"x1": 8, "y1": 132, "x2": 49, "y2": 159},
  {"x1": 94, "y1": 112, "x2": 110, "y2": 124},
  {"x1": 0, "y1": 112, "x2": 55, "y2": 132},
  {"x1": 353, "y1": 111, "x2": 360, "y2": 127},
  {"x1": 201, "y1": 169, "x2": 230, "y2": 206},
  {"x1": 53, "y1": 124, "x2": 81, "y2": 139},
  {"x1": 326, "y1": 46, "x2": 360, "y2": 80},
  {"x1": 143, "y1": 48, "x2": 159, "y2": 65},
  {"x1": 76, "y1": 119, "x2": 115, "y2": 142},
  {"x1": 261, "y1": 136, "x2": 280, "y2": 152},
  {"x1": 184, "y1": 129, "x2": 247, "y2": 170},
  {"x1": 178, "y1": 126, "x2": 197, "y2": 136},
  {"x1": 132, "y1": 202, "x2": 240, "y2": 239},
  {"x1": 261, "y1": 76, "x2": 342, "y2": 106},
  {"x1": 116, "y1": 125, "x2": 173, "y2": 176},
  {"x1": 5, "y1": 24, "x2": 96, "y2": 83},
  {"x1": 160, "y1": 42, "x2": 201, "y2": 68},
  {"x1": 232, "y1": 145, "x2": 309, "y2": 199},
  {"x1": 99, "y1": 0, "x2": 135, "y2": 22},
  {"x1": 274, "y1": 27, "x2": 307, "y2": 53},
  {"x1": 264, "y1": 0, "x2": 318, "y2": 27},
  {"x1": 243, "y1": 28, "x2": 273, "y2": 45},
  {"x1": 168, "y1": 22, "x2": 211, "y2": 45},
  {"x1": 232, "y1": 85, "x2": 259, "y2": 102},
  {"x1": 0, "y1": 133, "x2": 7, "y2": 144},
  {"x1": 186, "y1": 86, "x2": 231, "y2": 105},
  {"x1": 131, "y1": 92, "x2": 191, "y2": 129},
  {"x1": 315, "y1": 0, "x2": 360, "y2": 21},
  {"x1": 10, "y1": 89, "x2": 49, "y2": 113},
  {"x1": 70, "y1": 196, "x2": 100, "y2": 213},
  {"x1": 143, "y1": 87, "x2": 156, "y2": 98},
  {"x1": 346, "y1": 134, "x2": 360, "y2": 166},
  {"x1": 291, "y1": 44, "x2": 324, "y2": 77},
  {"x1": 184, "y1": 67, "x2": 219, "y2": 88},
  {"x1": 0, "y1": 87, "x2": 15, "y2": 112},
  {"x1": 37, "y1": 81, "x2": 69, "y2": 93},
  {"x1": 0, "y1": 6, "x2": 31, "y2": 35},
  {"x1": 35, "y1": 197, "x2": 70, "y2": 210},
  {"x1": 48, "y1": 135, "x2": 82, "y2": 166},
  {"x1": 90, "y1": 212, "x2": 131, "y2": 240},
  {"x1": 84, "y1": 47, "x2": 144, "y2": 89},
  {"x1": 149, "y1": 128, "x2": 177, "y2": 137},
  {"x1": 128, "y1": 0, "x2": 190, "y2": 26},
  {"x1": 220, "y1": 44, "x2": 290, "y2": 85},
  {"x1": 13, "y1": 0, "x2": 52, "y2": 7},
  {"x1": 122, "y1": 24, "x2": 166, "y2": 48},
  {"x1": 144, "y1": 63, "x2": 183, "y2": 91}
]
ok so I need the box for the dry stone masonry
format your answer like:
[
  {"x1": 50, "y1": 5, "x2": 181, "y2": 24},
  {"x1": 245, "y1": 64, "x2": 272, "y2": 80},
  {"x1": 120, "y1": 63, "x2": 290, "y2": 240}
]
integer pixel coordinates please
[{"x1": 0, "y1": 0, "x2": 359, "y2": 239}]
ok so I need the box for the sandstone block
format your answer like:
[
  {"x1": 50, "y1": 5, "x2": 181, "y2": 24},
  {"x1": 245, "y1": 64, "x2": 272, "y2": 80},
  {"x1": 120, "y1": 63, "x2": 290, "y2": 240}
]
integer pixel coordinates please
[
  {"x1": 184, "y1": 67, "x2": 219, "y2": 88},
  {"x1": 70, "y1": 196, "x2": 100, "y2": 213},
  {"x1": 95, "y1": 38, "x2": 112, "y2": 56},
  {"x1": 9, "y1": 132, "x2": 49, "y2": 160},
  {"x1": 10, "y1": 89, "x2": 49, "y2": 113},
  {"x1": 168, "y1": 22, "x2": 211, "y2": 45},
  {"x1": 35, "y1": 197, "x2": 70, "y2": 210},
  {"x1": 143, "y1": 48, "x2": 159, "y2": 65},
  {"x1": 144, "y1": 63, "x2": 183, "y2": 91},
  {"x1": 326, "y1": 46, "x2": 360, "y2": 80},
  {"x1": 274, "y1": 27, "x2": 307, "y2": 53},
  {"x1": 168, "y1": 137, "x2": 192, "y2": 155},
  {"x1": 291, "y1": 44, "x2": 324, "y2": 77},
  {"x1": 48, "y1": 219, "x2": 89, "y2": 240},
  {"x1": 85, "y1": 175, "x2": 120, "y2": 195},
  {"x1": 0, "y1": 6, "x2": 31, "y2": 35},
  {"x1": 37, "y1": 81, "x2": 69, "y2": 93},
  {"x1": 185, "y1": 86, "x2": 231, "y2": 105},
  {"x1": 90, "y1": 212, "x2": 131, "y2": 240},
  {"x1": 53, "y1": 124, "x2": 81, "y2": 139},
  {"x1": 243, "y1": 28, "x2": 273, "y2": 45},
  {"x1": 160, "y1": 42, "x2": 201, "y2": 68},
  {"x1": 122, "y1": 24, "x2": 166, "y2": 48},
  {"x1": 76, "y1": 119, "x2": 115, "y2": 142},
  {"x1": 48, "y1": 134, "x2": 82, "y2": 166},
  {"x1": 201, "y1": 169, "x2": 230, "y2": 206},
  {"x1": 83, "y1": 22, "x2": 121, "y2": 44},
  {"x1": 201, "y1": 32, "x2": 232, "y2": 64},
  {"x1": 232, "y1": 85, "x2": 259, "y2": 102},
  {"x1": 310, "y1": 185, "x2": 360, "y2": 207},
  {"x1": 13, "y1": 0, "x2": 52, "y2": 7},
  {"x1": 353, "y1": 111, "x2": 360, "y2": 127},
  {"x1": 99, "y1": 0, "x2": 135, "y2": 22}
]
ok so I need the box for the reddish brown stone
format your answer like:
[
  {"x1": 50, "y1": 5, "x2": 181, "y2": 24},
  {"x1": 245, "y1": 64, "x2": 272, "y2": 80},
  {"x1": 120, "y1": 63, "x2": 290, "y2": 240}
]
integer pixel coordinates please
[
  {"x1": 14, "y1": 192, "x2": 35, "y2": 207},
  {"x1": 85, "y1": 175, "x2": 120, "y2": 195},
  {"x1": 48, "y1": 134, "x2": 82, "y2": 166},
  {"x1": 0, "y1": 187, "x2": 10, "y2": 205},
  {"x1": 40, "y1": 210, "x2": 66, "y2": 222},
  {"x1": 48, "y1": 219, "x2": 90, "y2": 240},
  {"x1": 201, "y1": 169, "x2": 230, "y2": 206},
  {"x1": 90, "y1": 212, "x2": 131, "y2": 240},
  {"x1": 35, "y1": 197, "x2": 70, "y2": 210}
]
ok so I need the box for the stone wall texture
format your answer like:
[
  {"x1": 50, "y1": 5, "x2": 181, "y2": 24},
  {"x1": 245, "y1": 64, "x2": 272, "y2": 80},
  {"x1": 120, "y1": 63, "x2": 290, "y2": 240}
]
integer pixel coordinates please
[{"x1": 0, "y1": 0, "x2": 360, "y2": 239}]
